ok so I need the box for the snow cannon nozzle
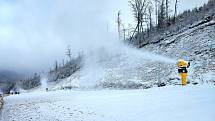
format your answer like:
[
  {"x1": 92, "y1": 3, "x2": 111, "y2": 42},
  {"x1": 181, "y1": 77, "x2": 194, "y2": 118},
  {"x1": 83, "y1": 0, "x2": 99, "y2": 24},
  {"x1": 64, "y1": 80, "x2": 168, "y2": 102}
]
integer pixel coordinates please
[{"x1": 177, "y1": 59, "x2": 190, "y2": 68}]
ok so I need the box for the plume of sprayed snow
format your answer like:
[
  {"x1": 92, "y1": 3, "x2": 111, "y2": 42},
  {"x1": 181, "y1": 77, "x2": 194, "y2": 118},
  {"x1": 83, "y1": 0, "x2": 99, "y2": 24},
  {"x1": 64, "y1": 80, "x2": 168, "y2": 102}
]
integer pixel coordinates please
[
  {"x1": 76, "y1": 34, "x2": 177, "y2": 88},
  {"x1": 40, "y1": 77, "x2": 48, "y2": 89}
]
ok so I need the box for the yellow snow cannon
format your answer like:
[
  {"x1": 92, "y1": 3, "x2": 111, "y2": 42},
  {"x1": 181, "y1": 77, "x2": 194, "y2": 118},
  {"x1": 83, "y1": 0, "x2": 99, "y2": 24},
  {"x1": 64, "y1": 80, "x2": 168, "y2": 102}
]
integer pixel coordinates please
[{"x1": 177, "y1": 59, "x2": 190, "y2": 86}]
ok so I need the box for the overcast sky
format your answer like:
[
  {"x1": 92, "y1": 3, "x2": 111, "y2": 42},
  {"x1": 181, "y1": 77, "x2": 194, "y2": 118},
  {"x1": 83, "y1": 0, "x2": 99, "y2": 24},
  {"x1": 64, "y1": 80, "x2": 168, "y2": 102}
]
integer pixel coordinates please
[{"x1": 0, "y1": 0, "x2": 208, "y2": 74}]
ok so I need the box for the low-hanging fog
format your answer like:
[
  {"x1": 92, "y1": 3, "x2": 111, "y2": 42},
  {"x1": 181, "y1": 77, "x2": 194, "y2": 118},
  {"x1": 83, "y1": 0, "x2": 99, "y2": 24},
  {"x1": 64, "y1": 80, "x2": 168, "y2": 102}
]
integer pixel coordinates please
[
  {"x1": 0, "y1": 0, "x2": 123, "y2": 74},
  {"x1": 0, "y1": 0, "x2": 208, "y2": 75}
]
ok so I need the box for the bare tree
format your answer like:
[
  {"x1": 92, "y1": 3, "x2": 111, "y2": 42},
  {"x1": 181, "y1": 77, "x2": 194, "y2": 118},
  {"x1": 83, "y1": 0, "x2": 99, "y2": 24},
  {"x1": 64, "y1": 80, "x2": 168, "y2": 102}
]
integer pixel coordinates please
[
  {"x1": 158, "y1": 0, "x2": 165, "y2": 30},
  {"x1": 165, "y1": 0, "x2": 169, "y2": 25},
  {"x1": 122, "y1": 24, "x2": 126, "y2": 41},
  {"x1": 127, "y1": 24, "x2": 134, "y2": 37},
  {"x1": 174, "y1": 0, "x2": 178, "y2": 23},
  {"x1": 66, "y1": 45, "x2": 72, "y2": 60},
  {"x1": 117, "y1": 10, "x2": 122, "y2": 40},
  {"x1": 154, "y1": 0, "x2": 160, "y2": 27},
  {"x1": 55, "y1": 61, "x2": 58, "y2": 71},
  {"x1": 148, "y1": 3, "x2": 154, "y2": 30},
  {"x1": 129, "y1": 0, "x2": 150, "y2": 43}
]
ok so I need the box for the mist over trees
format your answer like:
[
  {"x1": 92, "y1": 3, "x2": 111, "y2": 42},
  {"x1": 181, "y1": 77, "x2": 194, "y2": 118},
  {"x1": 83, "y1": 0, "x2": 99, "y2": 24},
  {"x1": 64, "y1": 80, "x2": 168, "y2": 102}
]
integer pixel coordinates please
[
  {"x1": 17, "y1": 73, "x2": 41, "y2": 90},
  {"x1": 1, "y1": 47, "x2": 84, "y2": 92},
  {"x1": 0, "y1": 70, "x2": 24, "y2": 93},
  {"x1": 48, "y1": 53, "x2": 83, "y2": 82},
  {"x1": 46, "y1": 45, "x2": 83, "y2": 82}
]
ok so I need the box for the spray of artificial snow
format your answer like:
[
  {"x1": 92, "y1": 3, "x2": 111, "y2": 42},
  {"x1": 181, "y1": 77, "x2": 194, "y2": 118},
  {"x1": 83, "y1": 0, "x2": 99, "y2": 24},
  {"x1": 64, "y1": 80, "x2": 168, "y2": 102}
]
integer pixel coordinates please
[
  {"x1": 76, "y1": 34, "x2": 177, "y2": 88},
  {"x1": 40, "y1": 77, "x2": 48, "y2": 90}
]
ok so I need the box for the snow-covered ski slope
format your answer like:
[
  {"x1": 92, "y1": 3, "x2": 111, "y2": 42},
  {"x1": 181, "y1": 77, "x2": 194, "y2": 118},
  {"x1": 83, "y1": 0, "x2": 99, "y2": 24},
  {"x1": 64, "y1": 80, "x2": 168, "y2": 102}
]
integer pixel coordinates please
[{"x1": 1, "y1": 85, "x2": 215, "y2": 121}]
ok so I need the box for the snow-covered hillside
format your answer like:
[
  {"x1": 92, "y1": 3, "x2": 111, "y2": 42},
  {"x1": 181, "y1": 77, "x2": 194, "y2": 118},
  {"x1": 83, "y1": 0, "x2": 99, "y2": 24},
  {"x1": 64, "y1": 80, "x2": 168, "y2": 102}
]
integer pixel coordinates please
[
  {"x1": 143, "y1": 20, "x2": 215, "y2": 85},
  {"x1": 1, "y1": 85, "x2": 215, "y2": 121},
  {"x1": 50, "y1": 45, "x2": 177, "y2": 90},
  {"x1": 46, "y1": 19, "x2": 215, "y2": 90}
]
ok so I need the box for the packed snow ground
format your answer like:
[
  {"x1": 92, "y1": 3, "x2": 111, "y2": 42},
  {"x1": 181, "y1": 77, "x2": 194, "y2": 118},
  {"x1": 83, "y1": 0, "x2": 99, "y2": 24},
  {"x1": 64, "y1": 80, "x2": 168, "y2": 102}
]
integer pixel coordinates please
[{"x1": 1, "y1": 85, "x2": 215, "y2": 121}]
